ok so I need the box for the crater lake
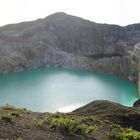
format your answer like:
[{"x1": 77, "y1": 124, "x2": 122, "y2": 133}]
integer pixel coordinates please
[{"x1": 0, "y1": 68, "x2": 138, "y2": 112}]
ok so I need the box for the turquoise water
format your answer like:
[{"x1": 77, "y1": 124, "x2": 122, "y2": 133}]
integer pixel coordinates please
[{"x1": 0, "y1": 68, "x2": 138, "y2": 112}]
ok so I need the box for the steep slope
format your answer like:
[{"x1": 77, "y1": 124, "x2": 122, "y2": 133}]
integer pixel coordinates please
[{"x1": 0, "y1": 12, "x2": 140, "y2": 81}]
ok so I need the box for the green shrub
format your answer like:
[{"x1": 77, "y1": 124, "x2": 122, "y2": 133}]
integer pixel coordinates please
[
  {"x1": 118, "y1": 128, "x2": 140, "y2": 140},
  {"x1": 33, "y1": 113, "x2": 98, "y2": 137},
  {"x1": 0, "y1": 104, "x2": 31, "y2": 116},
  {"x1": 32, "y1": 119, "x2": 45, "y2": 127},
  {"x1": 108, "y1": 128, "x2": 140, "y2": 140},
  {"x1": 0, "y1": 111, "x2": 25, "y2": 123},
  {"x1": 16, "y1": 137, "x2": 24, "y2": 140},
  {"x1": 48, "y1": 117, "x2": 95, "y2": 136},
  {"x1": 1, "y1": 104, "x2": 16, "y2": 111},
  {"x1": 0, "y1": 113, "x2": 15, "y2": 122}
]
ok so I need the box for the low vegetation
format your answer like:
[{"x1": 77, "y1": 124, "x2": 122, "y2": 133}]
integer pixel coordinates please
[
  {"x1": 0, "y1": 113, "x2": 14, "y2": 122},
  {"x1": 16, "y1": 137, "x2": 24, "y2": 140},
  {"x1": 108, "y1": 128, "x2": 140, "y2": 140},
  {"x1": 0, "y1": 101, "x2": 140, "y2": 139},
  {"x1": 0, "y1": 104, "x2": 17, "y2": 111},
  {"x1": 0, "y1": 104, "x2": 31, "y2": 123},
  {"x1": 0, "y1": 104, "x2": 30, "y2": 113},
  {"x1": 33, "y1": 112, "x2": 99, "y2": 137}
]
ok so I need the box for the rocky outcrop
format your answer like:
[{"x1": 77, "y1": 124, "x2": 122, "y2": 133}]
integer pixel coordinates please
[
  {"x1": 74, "y1": 100, "x2": 135, "y2": 116},
  {"x1": 128, "y1": 43, "x2": 140, "y2": 95},
  {"x1": 0, "y1": 12, "x2": 140, "y2": 81},
  {"x1": 134, "y1": 98, "x2": 140, "y2": 107}
]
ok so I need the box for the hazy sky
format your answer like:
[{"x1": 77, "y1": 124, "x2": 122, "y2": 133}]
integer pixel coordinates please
[{"x1": 0, "y1": 0, "x2": 140, "y2": 26}]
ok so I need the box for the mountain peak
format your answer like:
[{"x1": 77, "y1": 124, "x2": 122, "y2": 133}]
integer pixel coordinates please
[{"x1": 45, "y1": 12, "x2": 67, "y2": 20}]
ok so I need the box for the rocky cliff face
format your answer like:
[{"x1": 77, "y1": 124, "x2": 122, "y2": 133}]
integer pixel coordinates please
[{"x1": 0, "y1": 12, "x2": 140, "y2": 81}]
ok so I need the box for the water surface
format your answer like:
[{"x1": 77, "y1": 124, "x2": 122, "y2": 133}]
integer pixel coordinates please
[{"x1": 0, "y1": 68, "x2": 138, "y2": 112}]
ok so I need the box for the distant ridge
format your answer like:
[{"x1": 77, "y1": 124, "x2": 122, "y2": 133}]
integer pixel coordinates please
[{"x1": 0, "y1": 12, "x2": 139, "y2": 81}]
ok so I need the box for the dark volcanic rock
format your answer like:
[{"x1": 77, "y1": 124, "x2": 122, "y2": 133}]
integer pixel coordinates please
[
  {"x1": 0, "y1": 12, "x2": 140, "y2": 81},
  {"x1": 74, "y1": 100, "x2": 140, "y2": 131},
  {"x1": 73, "y1": 100, "x2": 136, "y2": 116},
  {"x1": 133, "y1": 98, "x2": 140, "y2": 107}
]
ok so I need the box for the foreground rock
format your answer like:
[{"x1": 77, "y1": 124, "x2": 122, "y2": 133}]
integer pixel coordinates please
[
  {"x1": 0, "y1": 12, "x2": 140, "y2": 81},
  {"x1": 134, "y1": 98, "x2": 140, "y2": 108},
  {"x1": 0, "y1": 100, "x2": 140, "y2": 140}
]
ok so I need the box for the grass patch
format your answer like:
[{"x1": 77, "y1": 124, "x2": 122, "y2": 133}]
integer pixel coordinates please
[
  {"x1": 0, "y1": 113, "x2": 15, "y2": 123},
  {"x1": 33, "y1": 113, "x2": 99, "y2": 137},
  {"x1": 78, "y1": 116, "x2": 102, "y2": 122},
  {"x1": 16, "y1": 137, "x2": 24, "y2": 140},
  {"x1": 0, "y1": 104, "x2": 31, "y2": 122},
  {"x1": 0, "y1": 111, "x2": 24, "y2": 123},
  {"x1": 0, "y1": 104, "x2": 31, "y2": 114},
  {"x1": 0, "y1": 104, "x2": 17, "y2": 111},
  {"x1": 108, "y1": 128, "x2": 140, "y2": 140}
]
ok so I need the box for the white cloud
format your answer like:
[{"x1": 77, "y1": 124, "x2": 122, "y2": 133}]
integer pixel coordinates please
[{"x1": 0, "y1": 0, "x2": 140, "y2": 26}]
